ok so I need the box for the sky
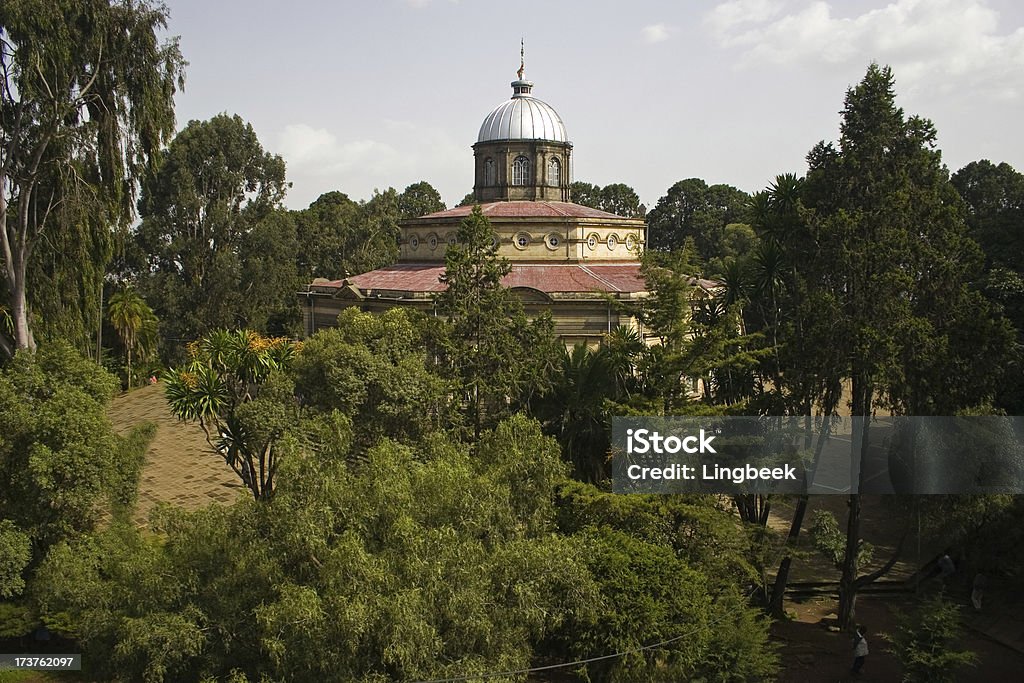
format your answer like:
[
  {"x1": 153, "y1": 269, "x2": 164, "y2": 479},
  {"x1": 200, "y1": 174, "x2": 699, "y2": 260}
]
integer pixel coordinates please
[{"x1": 162, "y1": 0, "x2": 1024, "y2": 210}]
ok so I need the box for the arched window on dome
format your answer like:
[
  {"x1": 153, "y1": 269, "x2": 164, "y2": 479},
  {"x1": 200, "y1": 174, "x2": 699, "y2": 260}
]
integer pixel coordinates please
[
  {"x1": 512, "y1": 155, "x2": 530, "y2": 186},
  {"x1": 484, "y1": 158, "x2": 496, "y2": 186},
  {"x1": 547, "y1": 157, "x2": 561, "y2": 187}
]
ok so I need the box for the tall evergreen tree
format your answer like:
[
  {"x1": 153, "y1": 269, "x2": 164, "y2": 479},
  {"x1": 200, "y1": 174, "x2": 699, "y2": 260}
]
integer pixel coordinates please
[
  {"x1": 435, "y1": 206, "x2": 556, "y2": 441},
  {"x1": 798, "y1": 64, "x2": 1011, "y2": 628}
]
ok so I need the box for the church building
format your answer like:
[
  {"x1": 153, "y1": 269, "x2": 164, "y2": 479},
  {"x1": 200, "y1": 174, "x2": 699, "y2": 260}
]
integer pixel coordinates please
[{"x1": 300, "y1": 63, "x2": 652, "y2": 347}]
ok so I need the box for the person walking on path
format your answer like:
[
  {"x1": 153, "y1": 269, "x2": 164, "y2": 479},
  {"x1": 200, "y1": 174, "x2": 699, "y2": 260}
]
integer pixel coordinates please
[
  {"x1": 972, "y1": 573, "x2": 986, "y2": 610},
  {"x1": 851, "y1": 624, "x2": 869, "y2": 675}
]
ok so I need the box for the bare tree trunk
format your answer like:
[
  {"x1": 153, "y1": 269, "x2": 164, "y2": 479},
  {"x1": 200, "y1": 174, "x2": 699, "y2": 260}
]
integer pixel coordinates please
[
  {"x1": 769, "y1": 494, "x2": 808, "y2": 617},
  {"x1": 839, "y1": 372, "x2": 872, "y2": 630}
]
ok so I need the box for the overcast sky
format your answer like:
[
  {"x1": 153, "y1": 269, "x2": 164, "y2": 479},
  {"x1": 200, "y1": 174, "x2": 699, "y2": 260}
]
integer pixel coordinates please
[{"x1": 163, "y1": 0, "x2": 1024, "y2": 210}]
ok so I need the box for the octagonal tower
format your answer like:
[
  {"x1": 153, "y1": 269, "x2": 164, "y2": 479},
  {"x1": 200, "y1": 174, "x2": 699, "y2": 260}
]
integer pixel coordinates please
[{"x1": 473, "y1": 78, "x2": 572, "y2": 202}]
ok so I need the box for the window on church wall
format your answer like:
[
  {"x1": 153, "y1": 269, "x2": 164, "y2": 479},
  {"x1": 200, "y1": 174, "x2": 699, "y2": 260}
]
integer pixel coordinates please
[
  {"x1": 512, "y1": 155, "x2": 530, "y2": 186},
  {"x1": 484, "y1": 158, "x2": 495, "y2": 186},
  {"x1": 547, "y1": 157, "x2": 561, "y2": 186}
]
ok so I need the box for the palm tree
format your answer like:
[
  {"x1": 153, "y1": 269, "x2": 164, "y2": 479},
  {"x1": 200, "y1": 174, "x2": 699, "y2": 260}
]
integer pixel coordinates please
[{"x1": 108, "y1": 287, "x2": 157, "y2": 389}]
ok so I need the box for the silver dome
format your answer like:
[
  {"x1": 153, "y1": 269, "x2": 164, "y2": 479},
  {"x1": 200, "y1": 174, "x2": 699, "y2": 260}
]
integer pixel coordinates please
[{"x1": 477, "y1": 80, "x2": 568, "y2": 143}]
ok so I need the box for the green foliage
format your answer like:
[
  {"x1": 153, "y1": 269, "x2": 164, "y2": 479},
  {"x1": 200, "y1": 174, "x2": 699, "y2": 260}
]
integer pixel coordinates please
[
  {"x1": 435, "y1": 205, "x2": 558, "y2": 439},
  {"x1": 0, "y1": 340, "x2": 151, "y2": 622},
  {"x1": 294, "y1": 181, "x2": 441, "y2": 282},
  {"x1": 108, "y1": 287, "x2": 158, "y2": 388},
  {"x1": 133, "y1": 114, "x2": 296, "y2": 354},
  {"x1": 809, "y1": 510, "x2": 872, "y2": 570},
  {"x1": 552, "y1": 527, "x2": 777, "y2": 682},
  {"x1": 33, "y1": 417, "x2": 595, "y2": 683},
  {"x1": 532, "y1": 344, "x2": 617, "y2": 483},
  {"x1": 0, "y1": 602, "x2": 35, "y2": 639},
  {"x1": 646, "y1": 178, "x2": 750, "y2": 259},
  {"x1": 884, "y1": 592, "x2": 977, "y2": 682},
  {"x1": 1, "y1": 0, "x2": 185, "y2": 354},
  {"x1": 291, "y1": 308, "x2": 457, "y2": 451},
  {"x1": 570, "y1": 181, "x2": 644, "y2": 217},
  {"x1": 164, "y1": 330, "x2": 299, "y2": 500},
  {"x1": 952, "y1": 160, "x2": 1024, "y2": 413},
  {"x1": 0, "y1": 342, "x2": 149, "y2": 552},
  {"x1": 397, "y1": 180, "x2": 446, "y2": 219},
  {"x1": 0, "y1": 520, "x2": 31, "y2": 599},
  {"x1": 555, "y1": 481, "x2": 757, "y2": 587}
]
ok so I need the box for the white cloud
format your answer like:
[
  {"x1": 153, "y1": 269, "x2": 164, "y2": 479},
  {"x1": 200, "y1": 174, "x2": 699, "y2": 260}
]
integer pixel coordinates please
[
  {"x1": 275, "y1": 121, "x2": 467, "y2": 209},
  {"x1": 703, "y1": 0, "x2": 1024, "y2": 98},
  {"x1": 642, "y1": 23, "x2": 674, "y2": 44},
  {"x1": 705, "y1": 0, "x2": 784, "y2": 35},
  {"x1": 277, "y1": 124, "x2": 406, "y2": 176}
]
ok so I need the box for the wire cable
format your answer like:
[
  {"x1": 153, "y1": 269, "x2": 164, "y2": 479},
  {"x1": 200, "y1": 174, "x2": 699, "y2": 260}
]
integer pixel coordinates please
[{"x1": 411, "y1": 590, "x2": 755, "y2": 683}]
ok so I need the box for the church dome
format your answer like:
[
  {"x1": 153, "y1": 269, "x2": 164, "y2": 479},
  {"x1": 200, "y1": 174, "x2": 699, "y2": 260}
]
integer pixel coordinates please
[{"x1": 477, "y1": 79, "x2": 567, "y2": 143}]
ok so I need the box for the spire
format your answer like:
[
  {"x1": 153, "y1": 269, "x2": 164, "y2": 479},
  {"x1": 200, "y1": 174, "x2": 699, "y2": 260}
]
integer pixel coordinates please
[{"x1": 511, "y1": 38, "x2": 533, "y2": 98}]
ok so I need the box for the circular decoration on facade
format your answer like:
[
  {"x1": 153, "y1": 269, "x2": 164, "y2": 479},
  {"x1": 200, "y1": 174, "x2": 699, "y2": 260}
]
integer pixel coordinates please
[
  {"x1": 586, "y1": 233, "x2": 599, "y2": 250},
  {"x1": 491, "y1": 235, "x2": 501, "y2": 249},
  {"x1": 427, "y1": 233, "x2": 439, "y2": 250},
  {"x1": 447, "y1": 233, "x2": 457, "y2": 247},
  {"x1": 606, "y1": 234, "x2": 619, "y2": 251},
  {"x1": 545, "y1": 233, "x2": 561, "y2": 250},
  {"x1": 409, "y1": 234, "x2": 420, "y2": 250},
  {"x1": 625, "y1": 234, "x2": 638, "y2": 251},
  {"x1": 513, "y1": 232, "x2": 531, "y2": 250}
]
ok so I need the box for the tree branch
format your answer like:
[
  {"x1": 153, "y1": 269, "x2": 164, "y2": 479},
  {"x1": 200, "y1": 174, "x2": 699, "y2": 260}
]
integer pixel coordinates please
[{"x1": 855, "y1": 530, "x2": 908, "y2": 589}]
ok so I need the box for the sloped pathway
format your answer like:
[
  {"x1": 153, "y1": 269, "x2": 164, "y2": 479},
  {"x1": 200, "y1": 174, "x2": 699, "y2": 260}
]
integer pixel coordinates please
[{"x1": 107, "y1": 383, "x2": 243, "y2": 524}]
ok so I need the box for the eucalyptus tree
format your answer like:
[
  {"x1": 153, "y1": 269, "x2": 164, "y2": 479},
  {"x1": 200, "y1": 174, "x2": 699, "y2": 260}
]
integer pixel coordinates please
[
  {"x1": 0, "y1": 0, "x2": 184, "y2": 356},
  {"x1": 134, "y1": 114, "x2": 294, "y2": 349}
]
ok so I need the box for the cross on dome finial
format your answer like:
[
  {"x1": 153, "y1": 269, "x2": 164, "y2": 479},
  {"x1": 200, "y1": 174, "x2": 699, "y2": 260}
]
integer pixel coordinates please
[{"x1": 517, "y1": 38, "x2": 524, "y2": 80}]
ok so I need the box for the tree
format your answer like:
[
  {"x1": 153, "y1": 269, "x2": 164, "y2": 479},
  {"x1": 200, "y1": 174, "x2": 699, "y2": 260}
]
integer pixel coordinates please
[
  {"x1": 951, "y1": 160, "x2": 1024, "y2": 413},
  {"x1": 533, "y1": 344, "x2": 616, "y2": 483},
  {"x1": 647, "y1": 179, "x2": 749, "y2": 259},
  {"x1": 0, "y1": 0, "x2": 184, "y2": 356},
  {"x1": 33, "y1": 416, "x2": 594, "y2": 682},
  {"x1": 397, "y1": 180, "x2": 445, "y2": 219},
  {"x1": 133, "y1": 114, "x2": 293, "y2": 352},
  {"x1": 434, "y1": 205, "x2": 557, "y2": 440},
  {"x1": 884, "y1": 592, "x2": 976, "y2": 682},
  {"x1": 796, "y1": 64, "x2": 1010, "y2": 628},
  {"x1": 951, "y1": 160, "x2": 1024, "y2": 273},
  {"x1": 0, "y1": 342, "x2": 150, "y2": 576},
  {"x1": 290, "y1": 307, "x2": 458, "y2": 452},
  {"x1": 570, "y1": 181, "x2": 644, "y2": 217},
  {"x1": 163, "y1": 330, "x2": 299, "y2": 500},
  {"x1": 107, "y1": 287, "x2": 156, "y2": 389}
]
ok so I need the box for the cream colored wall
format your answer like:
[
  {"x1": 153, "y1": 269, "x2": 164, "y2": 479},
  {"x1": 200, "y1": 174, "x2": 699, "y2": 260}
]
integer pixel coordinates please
[{"x1": 400, "y1": 219, "x2": 645, "y2": 262}]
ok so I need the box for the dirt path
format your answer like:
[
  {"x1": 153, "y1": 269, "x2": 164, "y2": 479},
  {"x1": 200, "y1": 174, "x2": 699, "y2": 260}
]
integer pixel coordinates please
[
  {"x1": 107, "y1": 383, "x2": 243, "y2": 524},
  {"x1": 776, "y1": 593, "x2": 1024, "y2": 681}
]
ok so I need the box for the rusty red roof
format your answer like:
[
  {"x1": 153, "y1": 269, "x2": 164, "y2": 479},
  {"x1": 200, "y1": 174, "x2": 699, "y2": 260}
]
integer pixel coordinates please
[
  {"x1": 418, "y1": 201, "x2": 639, "y2": 221},
  {"x1": 331, "y1": 262, "x2": 647, "y2": 295}
]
